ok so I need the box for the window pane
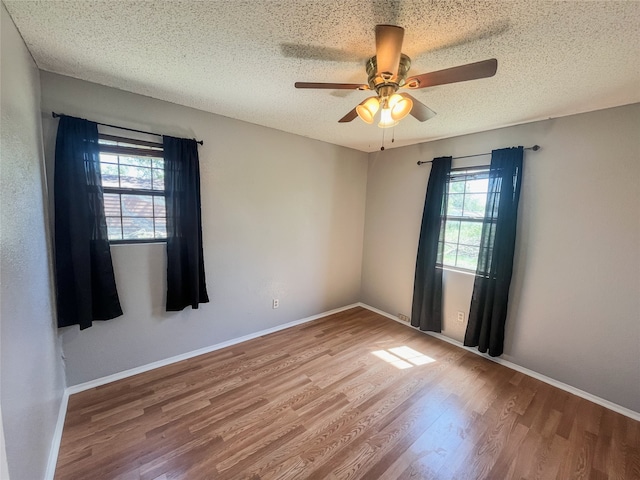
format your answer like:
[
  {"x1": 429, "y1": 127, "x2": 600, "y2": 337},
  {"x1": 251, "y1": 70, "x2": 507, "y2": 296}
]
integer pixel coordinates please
[
  {"x1": 466, "y1": 178, "x2": 488, "y2": 193},
  {"x1": 121, "y1": 194, "x2": 154, "y2": 217},
  {"x1": 99, "y1": 153, "x2": 118, "y2": 164},
  {"x1": 154, "y1": 217, "x2": 167, "y2": 239},
  {"x1": 119, "y1": 165, "x2": 152, "y2": 189},
  {"x1": 99, "y1": 139, "x2": 166, "y2": 244},
  {"x1": 447, "y1": 194, "x2": 463, "y2": 216},
  {"x1": 443, "y1": 172, "x2": 491, "y2": 270},
  {"x1": 153, "y1": 196, "x2": 166, "y2": 217},
  {"x1": 444, "y1": 220, "x2": 460, "y2": 243},
  {"x1": 100, "y1": 162, "x2": 120, "y2": 188},
  {"x1": 462, "y1": 193, "x2": 487, "y2": 218},
  {"x1": 119, "y1": 156, "x2": 151, "y2": 168},
  {"x1": 122, "y1": 217, "x2": 154, "y2": 239},
  {"x1": 443, "y1": 242, "x2": 458, "y2": 266},
  {"x1": 106, "y1": 217, "x2": 122, "y2": 240},
  {"x1": 459, "y1": 221, "x2": 482, "y2": 247},
  {"x1": 448, "y1": 180, "x2": 465, "y2": 194},
  {"x1": 152, "y1": 168, "x2": 165, "y2": 191},
  {"x1": 103, "y1": 193, "x2": 121, "y2": 216},
  {"x1": 457, "y1": 245, "x2": 480, "y2": 270}
]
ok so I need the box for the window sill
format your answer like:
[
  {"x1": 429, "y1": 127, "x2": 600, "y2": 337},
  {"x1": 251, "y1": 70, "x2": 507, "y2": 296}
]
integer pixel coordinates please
[
  {"x1": 109, "y1": 239, "x2": 166, "y2": 246},
  {"x1": 437, "y1": 265, "x2": 477, "y2": 276}
]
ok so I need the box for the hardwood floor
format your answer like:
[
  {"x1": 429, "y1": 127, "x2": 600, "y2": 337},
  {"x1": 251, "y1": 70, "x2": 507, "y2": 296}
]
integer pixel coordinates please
[{"x1": 55, "y1": 307, "x2": 640, "y2": 480}]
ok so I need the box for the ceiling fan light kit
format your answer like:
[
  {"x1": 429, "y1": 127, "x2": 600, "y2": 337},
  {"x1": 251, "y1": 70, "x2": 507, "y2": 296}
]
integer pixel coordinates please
[
  {"x1": 388, "y1": 93, "x2": 413, "y2": 121},
  {"x1": 378, "y1": 107, "x2": 398, "y2": 128},
  {"x1": 355, "y1": 97, "x2": 380, "y2": 124},
  {"x1": 295, "y1": 24, "x2": 498, "y2": 132}
]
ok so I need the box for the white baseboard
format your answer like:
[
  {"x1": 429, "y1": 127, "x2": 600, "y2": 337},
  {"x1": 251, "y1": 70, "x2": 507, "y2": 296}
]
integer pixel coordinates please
[
  {"x1": 45, "y1": 388, "x2": 69, "y2": 480},
  {"x1": 46, "y1": 300, "x2": 638, "y2": 479},
  {"x1": 66, "y1": 303, "x2": 360, "y2": 395},
  {"x1": 46, "y1": 303, "x2": 359, "y2": 479},
  {"x1": 357, "y1": 302, "x2": 640, "y2": 422}
]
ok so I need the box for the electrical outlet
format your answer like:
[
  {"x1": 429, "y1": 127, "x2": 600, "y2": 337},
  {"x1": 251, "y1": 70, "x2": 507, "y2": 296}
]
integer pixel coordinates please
[
  {"x1": 272, "y1": 299, "x2": 279, "y2": 309},
  {"x1": 398, "y1": 314, "x2": 410, "y2": 322},
  {"x1": 457, "y1": 311, "x2": 465, "y2": 323}
]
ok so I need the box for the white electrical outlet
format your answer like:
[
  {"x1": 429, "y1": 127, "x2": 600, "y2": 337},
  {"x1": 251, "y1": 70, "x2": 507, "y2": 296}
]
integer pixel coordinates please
[
  {"x1": 272, "y1": 299, "x2": 279, "y2": 309},
  {"x1": 457, "y1": 311, "x2": 465, "y2": 323},
  {"x1": 398, "y1": 314, "x2": 410, "y2": 322}
]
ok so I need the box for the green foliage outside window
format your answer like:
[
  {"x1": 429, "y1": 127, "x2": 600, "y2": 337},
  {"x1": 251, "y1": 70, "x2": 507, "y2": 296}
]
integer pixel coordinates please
[{"x1": 440, "y1": 169, "x2": 489, "y2": 271}]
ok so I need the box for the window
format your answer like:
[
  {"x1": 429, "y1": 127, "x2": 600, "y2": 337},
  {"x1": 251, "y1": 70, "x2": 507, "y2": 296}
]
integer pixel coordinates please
[
  {"x1": 98, "y1": 134, "x2": 166, "y2": 243},
  {"x1": 440, "y1": 166, "x2": 490, "y2": 271}
]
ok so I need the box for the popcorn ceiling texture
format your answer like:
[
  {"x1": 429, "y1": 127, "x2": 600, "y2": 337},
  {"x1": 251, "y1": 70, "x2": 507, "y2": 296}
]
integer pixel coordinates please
[{"x1": 5, "y1": 0, "x2": 639, "y2": 152}]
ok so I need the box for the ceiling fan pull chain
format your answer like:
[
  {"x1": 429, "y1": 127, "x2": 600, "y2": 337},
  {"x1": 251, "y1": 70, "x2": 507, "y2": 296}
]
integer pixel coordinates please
[{"x1": 381, "y1": 128, "x2": 385, "y2": 151}]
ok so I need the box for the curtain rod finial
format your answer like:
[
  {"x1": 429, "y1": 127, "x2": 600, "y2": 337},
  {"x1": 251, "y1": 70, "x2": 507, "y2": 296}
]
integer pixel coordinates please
[{"x1": 531, "y1": 145, "x2": 540, "y2": 151}]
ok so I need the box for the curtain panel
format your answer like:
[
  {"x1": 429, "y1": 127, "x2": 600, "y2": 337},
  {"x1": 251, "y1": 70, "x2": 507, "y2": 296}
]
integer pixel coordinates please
[
  {"x1": 464, "y1": 147, "x2": 524, "y2": 356},
  {"x1": 54, "y1": 115, "x2": 123, "y2": 329},
  {"x1": 163, "y1": 136, "x2": 209, "y2": 311},
  {"x1": 411, "y1": 156, "x2": 452, "y2": 332}
]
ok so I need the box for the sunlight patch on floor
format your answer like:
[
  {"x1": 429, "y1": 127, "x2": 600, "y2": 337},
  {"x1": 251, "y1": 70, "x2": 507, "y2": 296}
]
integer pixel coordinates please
[{"x1": 372, "y1": 346, "x2": 436, "y2": 369}]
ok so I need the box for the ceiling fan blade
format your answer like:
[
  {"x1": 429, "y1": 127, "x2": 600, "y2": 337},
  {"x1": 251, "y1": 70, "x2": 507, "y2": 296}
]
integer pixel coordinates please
[
  {"x1": 295, "y1": 82, "x2": 368, "y2": 90},
  {"x1": 400, "y1": 93, "x2": 437, "y2": 122},
  {"x1": 338, "y1": 107, "x2": 359, "y2": 123},
  {"x1": 404, "y1": 58, "x2": 498, "y2": 89},
  {"x1": 375, "y1": 24, "x2": 404, "y2": 77}
]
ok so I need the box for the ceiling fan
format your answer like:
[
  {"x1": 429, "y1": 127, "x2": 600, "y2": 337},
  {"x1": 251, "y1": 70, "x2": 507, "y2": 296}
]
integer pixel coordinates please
[{"x1": 295, "y1": 25, "x2": 498, "y2": 128}]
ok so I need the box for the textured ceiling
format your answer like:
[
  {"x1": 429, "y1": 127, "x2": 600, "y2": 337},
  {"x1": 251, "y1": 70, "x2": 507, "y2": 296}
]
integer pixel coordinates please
[{"x1": 5, "y1": 0, "x2": 640, "y2": 152}]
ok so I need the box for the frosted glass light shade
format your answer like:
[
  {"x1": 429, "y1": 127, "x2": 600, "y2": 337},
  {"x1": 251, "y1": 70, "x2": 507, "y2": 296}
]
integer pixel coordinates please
[
  {"x1": 389, "y1": 94, "x2": 413, "y2": 121},
  {"x1": 356, "y1": 97, "x2": 380, "y2": 124},
  {"x1": 378, "y1": 108, "x2": 398, "y2": 128}
]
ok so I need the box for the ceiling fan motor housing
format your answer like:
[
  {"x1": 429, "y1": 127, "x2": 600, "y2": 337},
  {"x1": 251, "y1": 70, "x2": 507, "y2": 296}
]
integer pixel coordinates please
[{"x1": 366, "y1": 54, "x2": 412, "y2": 98}]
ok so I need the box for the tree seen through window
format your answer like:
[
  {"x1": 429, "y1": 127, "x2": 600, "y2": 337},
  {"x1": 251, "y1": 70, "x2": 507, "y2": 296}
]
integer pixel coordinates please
[{"x1": 440, "y1": 167, "x2": 490, "y2": 271}]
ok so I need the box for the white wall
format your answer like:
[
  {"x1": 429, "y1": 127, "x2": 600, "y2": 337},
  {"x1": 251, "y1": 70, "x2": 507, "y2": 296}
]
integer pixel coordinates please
[
  {"x1": 362, "y1": 104, "x2": 640, "y2": 413},
  {"x1": 0, "y1": 5, "x2": 66, "y2": 479},
  {"x1": 39, "y1": 72, "x2": 369, "y2": 386}
]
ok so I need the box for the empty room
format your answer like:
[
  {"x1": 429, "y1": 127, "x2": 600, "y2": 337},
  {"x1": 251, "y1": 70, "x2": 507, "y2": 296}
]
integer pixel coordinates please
[{"x1": 1, "y1": 1, "x2": 639, "y2": 479}]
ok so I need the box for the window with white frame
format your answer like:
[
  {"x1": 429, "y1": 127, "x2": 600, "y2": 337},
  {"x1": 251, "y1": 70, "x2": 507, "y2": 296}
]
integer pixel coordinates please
[
  {"x1": 439, "y1": 166, "x2": 490, "y2": 271},
  {"x1": 98, "y1": 134, "x2": 166, "y2": 243}
]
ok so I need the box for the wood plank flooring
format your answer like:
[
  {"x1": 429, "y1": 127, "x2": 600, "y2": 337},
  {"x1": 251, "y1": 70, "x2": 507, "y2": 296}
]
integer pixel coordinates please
[{"x1": 55, "y1": 307, "x2": 640, "y2": 479}]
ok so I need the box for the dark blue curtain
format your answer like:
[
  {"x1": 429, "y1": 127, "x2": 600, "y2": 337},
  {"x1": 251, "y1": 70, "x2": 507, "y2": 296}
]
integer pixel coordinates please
[
  {"x1": 411, "y1": 157, "x2": 451, "y2": 331},
  {"x1": 54, "y1": 115, "x2": 122, "y2": 329},
  {"x1": 464, "y1": 147, "x2": 523, "y2": 356},
  {"x1": 163, "y1": 136, "x2": 209, "y2": 311}
]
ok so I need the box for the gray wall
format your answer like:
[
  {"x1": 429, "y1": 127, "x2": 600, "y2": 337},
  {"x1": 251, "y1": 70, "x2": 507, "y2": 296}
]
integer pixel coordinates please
[
  {"x1": 39, "y1": 72, "x2": 369, "y2": 386},
  {"x1": 361, "y1": 104, "x2": 640, "y2": 412},
  {"x1": 0, "y1": 5, "x2": 66, "y2": 479}
]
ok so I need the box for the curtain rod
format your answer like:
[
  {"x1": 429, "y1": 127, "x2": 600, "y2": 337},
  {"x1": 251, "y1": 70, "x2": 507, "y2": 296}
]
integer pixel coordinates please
[
  {"x1": 417, "y1": 145, "x2": 540, "y2": 166},
  {"x1": 51, "y1": 112, "x2": 204, "y2": 146}
]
